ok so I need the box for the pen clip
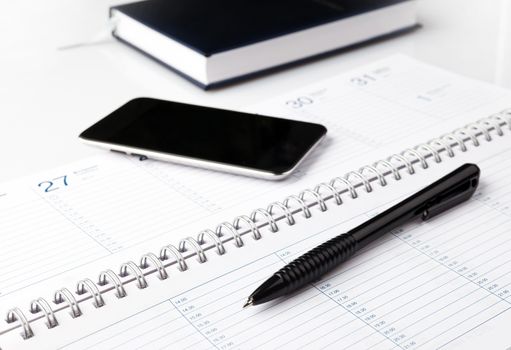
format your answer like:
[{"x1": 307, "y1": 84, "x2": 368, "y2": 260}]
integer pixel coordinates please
[{"x1": 422, "y1": 164, "x2": 480, "y2": 221}]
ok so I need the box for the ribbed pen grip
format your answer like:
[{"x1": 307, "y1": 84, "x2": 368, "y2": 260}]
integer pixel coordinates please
[{"x1": 276, "y1": 233, "x2": 359, "y2": 293}]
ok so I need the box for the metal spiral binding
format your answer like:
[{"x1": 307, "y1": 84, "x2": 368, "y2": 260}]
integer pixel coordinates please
[
  {"x1": 267, "y1": 202, "x2": 296, "y2": 226},
  {"x1": 233, "y1": 215, "x2": 262, "y2": 240},
  {"x1": 76, "y1": 279, "x2": 105, "y2": 308},
  {"x1": 6, "y1": 308, "x2": 33, "y2": 339},
  {"x1": 98, "y1": 269, "x2": 126, "y2": 298},
  {"x1": 140, "y1": 253, "x2": 168, "y2": 280},
  {"x1": 217, "y1": 222, "x2": 245, "y2": 247},
  {"x1": 54, "y1": 288, "x2": 81, "y2": 318},
  {"x1": 179, "y1": 238, "x2": 207, "y2": 263},
  {"x1": 299, "y1": 189, "x2": 327, "y2": 211},
  {"x1": 347, "y1": 171, "x2": 373, "y2": 192},
  {"x1": 160, "y1": 245, "x2": 187, "y2": 271},
  {"x1": 5, "y1": 110, "x2": 511, "y2": 339},
  {"x1": 119, "y1": 262, "x2": 148, "y2": 289},
  {"x1": 30, "y1": 298, "x2": 58, "y2": 329},
  {"x1": 315, "y1": 182, "x2": 343, "y2": 205},
  {"x1": 283, "y1": 195, "x2": 311, "y2": 218},
  {"x1": 197, "y1": 229, "x2": 226, "y2": 255}
]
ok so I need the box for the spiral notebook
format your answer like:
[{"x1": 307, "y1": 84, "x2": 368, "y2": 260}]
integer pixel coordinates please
[{"x1": 1, "y1": 56, "x2": 511, "y2": 349}]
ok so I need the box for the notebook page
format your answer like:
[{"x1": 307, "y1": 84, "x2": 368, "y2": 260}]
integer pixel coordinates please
[
  {"x1": 1, "y1": 55, "x2": 511, "y2": 347},
  {"x1": 0, "y1": 156, "x2": 218, "y2": 299},
  {"x1": 2, "y1": 55, "x2": 510, "y2": 309},
  {"x1": 248, "y1": 55, "x2": 511, "y2": 178},
  {"x1": 6, "y1": 121, "x2": 510, "y2": 349},
  {"x1": 126, "y1": 55, "x2": 511, "y2": 210}
]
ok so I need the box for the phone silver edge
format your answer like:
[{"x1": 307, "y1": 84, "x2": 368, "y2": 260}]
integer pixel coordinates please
[{"x1": 78, "y1": 134, "x2": 326, "y2": 181}]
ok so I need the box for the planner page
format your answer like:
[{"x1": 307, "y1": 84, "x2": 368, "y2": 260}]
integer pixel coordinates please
[
  {"x1": 248, "y1": 55, "x2": 511, "y2": 179},
  {"x1": 4, "y1": 116, "x2": 510, "y2": 350},
  {"x1": 0, "y1": 55, "x2": 510, "y2": 348},
  {"x1": 4, "y1": 54, "x2": 509, "y2": 312}
]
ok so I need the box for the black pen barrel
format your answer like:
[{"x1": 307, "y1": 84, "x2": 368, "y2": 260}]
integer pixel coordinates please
[
  {"x1": 247, "y1": 164, "x2": 480, "y2": 307},
  {"x1": 352, "y1": 163, "x2": 480, "y2": 248},
  {"x1": 250, "y1": 233, "x2": 358, "y2": 305}
]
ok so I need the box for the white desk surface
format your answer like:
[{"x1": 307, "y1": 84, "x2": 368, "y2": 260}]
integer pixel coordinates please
[{"x1": 1, "y1": 0, "x2": 511, "y2": 182}]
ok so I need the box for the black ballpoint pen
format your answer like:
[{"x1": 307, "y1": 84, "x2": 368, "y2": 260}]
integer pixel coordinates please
[{"x1": 244, "y1": 163, "x2": 481, "y2": 308}]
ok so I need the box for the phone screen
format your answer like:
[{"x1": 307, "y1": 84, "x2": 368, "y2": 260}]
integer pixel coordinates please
[{"x1": 79, "y1": 98, "x2": 327, "y2": 176}]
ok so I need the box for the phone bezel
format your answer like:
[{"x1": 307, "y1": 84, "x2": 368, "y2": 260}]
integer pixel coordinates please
[
  {"x1": 79, "y1": 98, "x2": 327, "y2": 180},
  {"x1": 79, "y1": 135, "x2": 325, "y2": 180}
]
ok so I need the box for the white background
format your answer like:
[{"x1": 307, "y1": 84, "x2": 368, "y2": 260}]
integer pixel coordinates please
[{"x1": 1, "y1": 0, "x2": 511, "y2": 181}]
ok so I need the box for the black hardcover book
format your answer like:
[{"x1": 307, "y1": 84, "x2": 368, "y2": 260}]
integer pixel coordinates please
[{"x1": 111, "y1": 0, "x2": 417, "y2": 89}]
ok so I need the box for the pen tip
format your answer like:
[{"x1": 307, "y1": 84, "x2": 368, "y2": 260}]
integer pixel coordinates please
[{"x1": 243, "y1": 298, "x2": 253, "y2": 309}]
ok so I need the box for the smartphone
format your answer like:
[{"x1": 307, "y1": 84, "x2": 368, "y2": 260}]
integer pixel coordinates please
[{"x1": 79, "y1": 98, "x2": 327, "y2": 180}]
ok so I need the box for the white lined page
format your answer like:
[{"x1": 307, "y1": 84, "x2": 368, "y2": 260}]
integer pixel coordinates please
[
  {"x1": 1, "y1": 55, "x2": 511, "y2": 348},
  {"x1": 0, "y1": 182, "x2": 110, "y2": 298},
  {"x1": 249, "y1": 55, "x2": 510, "y2": 177},
  {"x1": 1, "y1": 55, "x2": 497, "y2": 304},
  {"x1": 131, "y1": 55, "x2": 511, "y2": 208},
  {"x1": 7, "y1": 132, "x2": 510, "y2": 349}
]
